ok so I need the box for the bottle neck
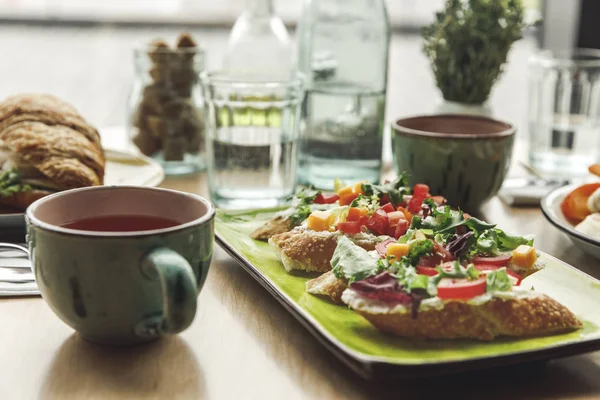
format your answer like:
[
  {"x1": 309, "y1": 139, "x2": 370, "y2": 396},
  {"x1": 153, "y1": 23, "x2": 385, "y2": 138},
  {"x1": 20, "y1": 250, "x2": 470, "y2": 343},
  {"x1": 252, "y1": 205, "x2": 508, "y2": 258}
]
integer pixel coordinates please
[{"x1": 246, "y1": 0, "x2": 274, "y2": 17}]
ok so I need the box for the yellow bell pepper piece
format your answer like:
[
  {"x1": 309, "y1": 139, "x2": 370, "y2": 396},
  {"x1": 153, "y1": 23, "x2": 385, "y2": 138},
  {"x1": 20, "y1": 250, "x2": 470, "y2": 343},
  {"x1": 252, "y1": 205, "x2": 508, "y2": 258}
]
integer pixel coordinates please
[
  {"x1": 511, "y1": 245, "x2": 537, "y2": 268},
  {"x1": 354, "y1": 181, "x2": 366, "y2": 195},
  {"x1": 307, "y1": 211, "x2": 334, "y2": 232},
  {"x1": 337, "y1": 186, "x2": 354, "y2": 197},
  {"x1": 386, "y1": 243, "x2": 410, "y2": 261}
]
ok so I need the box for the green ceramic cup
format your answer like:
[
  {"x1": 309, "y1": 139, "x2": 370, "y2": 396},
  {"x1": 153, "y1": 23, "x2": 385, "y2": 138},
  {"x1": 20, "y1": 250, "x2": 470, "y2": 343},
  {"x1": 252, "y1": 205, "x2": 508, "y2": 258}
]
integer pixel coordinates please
[
  {"x1": 392, "y1": 115, "x2": 515, "y2": 211},
  {"x1": 25, "y1": 186, "x2": 215, "y2": 346}
]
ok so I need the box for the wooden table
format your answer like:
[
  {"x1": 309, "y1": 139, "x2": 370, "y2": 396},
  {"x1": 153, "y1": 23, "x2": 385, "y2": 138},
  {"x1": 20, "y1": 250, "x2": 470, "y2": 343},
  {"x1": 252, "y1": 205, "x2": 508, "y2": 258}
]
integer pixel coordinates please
[{"x1": 1, "y1": 24, "x2": 600, "y2": 400}]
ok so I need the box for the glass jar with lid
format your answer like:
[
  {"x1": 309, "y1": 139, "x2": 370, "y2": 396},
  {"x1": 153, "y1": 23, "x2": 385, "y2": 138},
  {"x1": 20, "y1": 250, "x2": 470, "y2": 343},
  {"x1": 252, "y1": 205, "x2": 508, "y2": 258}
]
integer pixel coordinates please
[{"x1": 128, "y1": 33, "x2": 206, "y2": 175}]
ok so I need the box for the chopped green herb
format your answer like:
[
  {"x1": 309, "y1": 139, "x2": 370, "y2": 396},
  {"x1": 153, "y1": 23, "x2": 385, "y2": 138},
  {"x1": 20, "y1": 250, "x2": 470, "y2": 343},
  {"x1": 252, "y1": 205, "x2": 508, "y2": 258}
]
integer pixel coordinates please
[{"x1": 360, "y1": 173, "x2": 411, "y2": 207}]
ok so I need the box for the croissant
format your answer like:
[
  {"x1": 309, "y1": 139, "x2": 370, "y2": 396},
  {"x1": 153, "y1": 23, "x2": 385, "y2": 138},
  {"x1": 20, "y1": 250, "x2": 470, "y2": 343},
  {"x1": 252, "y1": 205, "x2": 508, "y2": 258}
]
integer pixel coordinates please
[{"x1": 0, "y1": 94, "x2": 105, "y2": 210}]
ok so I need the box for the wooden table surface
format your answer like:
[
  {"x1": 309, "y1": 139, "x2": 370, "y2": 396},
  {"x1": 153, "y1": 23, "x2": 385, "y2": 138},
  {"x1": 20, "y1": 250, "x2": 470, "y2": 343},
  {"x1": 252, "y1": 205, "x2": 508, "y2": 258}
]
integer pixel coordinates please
[{"x1": 1, "y1": 24, "x2": 600, "y2": 400}]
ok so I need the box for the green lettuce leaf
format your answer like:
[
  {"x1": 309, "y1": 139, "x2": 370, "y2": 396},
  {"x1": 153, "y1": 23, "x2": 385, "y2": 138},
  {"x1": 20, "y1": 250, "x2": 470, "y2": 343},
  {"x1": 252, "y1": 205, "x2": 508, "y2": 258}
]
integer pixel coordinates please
[
  {"x1": 486, "y1": 268, "x2": 512, "y2": 292},
  {"x1": 495, "y1": 229, "x2": 533, "y2": 251},
  {"x1": 360, "y1": 173, "x2": 411, "y2": 207},
  {"x1": 331, "y1": 236, "x2": 379, "y2": 283}
]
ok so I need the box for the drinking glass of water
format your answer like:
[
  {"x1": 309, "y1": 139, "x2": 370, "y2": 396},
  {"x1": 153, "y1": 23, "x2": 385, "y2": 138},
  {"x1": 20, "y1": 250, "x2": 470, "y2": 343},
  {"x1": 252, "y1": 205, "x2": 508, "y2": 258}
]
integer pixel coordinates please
[
  {"x1": 201, "y1": 72, "x2": 305, "y2": 209},
  {"x1": 528, "y1": 49, "x2": 600, "y2": 178}
]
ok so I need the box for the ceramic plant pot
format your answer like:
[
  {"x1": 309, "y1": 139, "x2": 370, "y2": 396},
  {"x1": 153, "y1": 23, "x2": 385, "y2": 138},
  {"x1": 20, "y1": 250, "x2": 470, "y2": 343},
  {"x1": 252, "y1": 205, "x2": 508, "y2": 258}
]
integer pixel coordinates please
[{"x1": 392, "y1": 114, "x2": 515, "y2": 212}]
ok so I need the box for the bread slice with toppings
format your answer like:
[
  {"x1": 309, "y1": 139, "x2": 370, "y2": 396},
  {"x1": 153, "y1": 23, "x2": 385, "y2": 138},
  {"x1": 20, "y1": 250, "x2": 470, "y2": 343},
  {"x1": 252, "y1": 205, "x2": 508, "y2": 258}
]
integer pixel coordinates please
[
  {"x1": 268, "y1": 227, "x2": 382, "y2": 273},
  {"x1": 342, "y1": 287, "x2": 582, "y2": 341}
]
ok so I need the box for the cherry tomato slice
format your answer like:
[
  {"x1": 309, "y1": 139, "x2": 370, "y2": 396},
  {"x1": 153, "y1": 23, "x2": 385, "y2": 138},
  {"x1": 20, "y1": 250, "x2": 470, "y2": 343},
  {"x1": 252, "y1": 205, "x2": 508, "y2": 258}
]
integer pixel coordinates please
[
  {"x1": 471, "y1": 254, "x2": 512, "y2": 266},
  {"x1": 394, "y1": 220, "x2": 408, "y2": 239},
  {"x1": 337, "y1": 221, "x2": 362, "y2": 235},
  {"x1": 407, "y1": 183, "x2": 430, "y2": 213},
  {"x1": 380, "y1": 203, "x2": 395, "y2": 213},
  {"x1": 314, "y1": 193, "x2": 339, "y2": 204},
  {"x1": 396, "y1": 206, "x2": 412, "y2": 223},
  {"x1": 416, "y1": 265, "x2": 438, "y2": 276},
  {"x1": 474, "y1": 265, "x2": 522, "y2": 286},
  {"x1": 561, "y1": 183, "x2": 600, "y2": 224},
  {"x1": 366, "y1": 209, "x2": 389, "y2": 236},
  {"x1": 387, "y1": 211, "x2": 406, "y2": 227},
  {"x1": 375, "y1": 238, "x2": 397, "y2": 258},
  {"x1": 437, "y1": 277, "x2": 487, "y2": 300}
]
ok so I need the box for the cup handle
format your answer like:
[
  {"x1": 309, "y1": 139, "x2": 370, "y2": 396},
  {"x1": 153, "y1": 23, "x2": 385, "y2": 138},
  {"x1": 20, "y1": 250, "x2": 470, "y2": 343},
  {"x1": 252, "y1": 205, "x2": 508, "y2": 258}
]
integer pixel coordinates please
[{"x1": 140, "y1": 247, "x2": 198, "y2": 335}]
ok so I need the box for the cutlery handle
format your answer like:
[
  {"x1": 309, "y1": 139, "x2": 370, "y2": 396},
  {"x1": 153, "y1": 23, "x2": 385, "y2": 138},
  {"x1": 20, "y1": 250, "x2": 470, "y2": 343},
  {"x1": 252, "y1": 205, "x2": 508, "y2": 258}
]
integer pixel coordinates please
[{"x1": 140, "y1": 247, "x2": 198, "y2": 335}]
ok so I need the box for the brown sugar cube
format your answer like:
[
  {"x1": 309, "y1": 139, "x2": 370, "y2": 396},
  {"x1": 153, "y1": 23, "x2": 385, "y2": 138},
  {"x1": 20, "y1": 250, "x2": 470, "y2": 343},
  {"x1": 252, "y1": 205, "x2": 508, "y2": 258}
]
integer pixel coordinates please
[
  {"x1": 181, "y1": 111, "x2": 204, "y2": 152},
  {"x1": 162, "y1": 135, "x2": 187, "y2": 161},
  {"x1": 162, "y1": 99, "x2": 187, "y2": 120},
  {"x1": 149, "y1": 66, "x2": 170, "y2": 85},
  {"x1": 147, "y1": 39, "x2": 173, "y2": 65},
  {"x1": 171, "y1": 68, "x2": 198, "y2": 92},
  {"x1": 176, "y1": 33, "x2": 197, "y2": 48},
  {"x1": 133, "y1": 129, "x2": 161, "y2": 156},
  {"x1": 146, "y1": 115, "x2": 171, "y2": 139},
  {"x1": 142, "y1": 84, "x2": 176, "y2": 115}
]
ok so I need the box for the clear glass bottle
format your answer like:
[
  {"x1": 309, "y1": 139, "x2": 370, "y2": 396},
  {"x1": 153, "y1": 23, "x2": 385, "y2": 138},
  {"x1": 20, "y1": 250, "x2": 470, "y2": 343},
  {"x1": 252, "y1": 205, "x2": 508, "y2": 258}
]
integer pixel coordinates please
[
  {"x1": 222, "y1": 0, "x2": 293, "y2": 79},
  {"x1": 296, "y1": 0, "x2": 391, "y2": 189}
]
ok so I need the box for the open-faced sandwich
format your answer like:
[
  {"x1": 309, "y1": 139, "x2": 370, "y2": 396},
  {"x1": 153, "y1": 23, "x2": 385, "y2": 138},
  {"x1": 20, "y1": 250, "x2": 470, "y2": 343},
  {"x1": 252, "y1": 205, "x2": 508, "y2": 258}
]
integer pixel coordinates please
[
  {"x1": 266, "y1": 175, "x2": 447, "y2": 273},
  {"x1": 0, "y1": 93, "x2": 105, "y2": 210},
  {"x1": 328, "y1": 235, "x2": 581, "y2": 341}
]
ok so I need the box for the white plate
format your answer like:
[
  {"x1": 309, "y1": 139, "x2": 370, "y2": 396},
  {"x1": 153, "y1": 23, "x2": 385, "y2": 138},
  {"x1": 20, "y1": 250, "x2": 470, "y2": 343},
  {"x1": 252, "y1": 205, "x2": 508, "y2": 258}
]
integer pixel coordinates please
[
  {"x1": 104, "y1": 148, "x2": 164, "y2": 187},
  {"x1": 541, "y1": 184, "x2": 600, "y2": 260}
]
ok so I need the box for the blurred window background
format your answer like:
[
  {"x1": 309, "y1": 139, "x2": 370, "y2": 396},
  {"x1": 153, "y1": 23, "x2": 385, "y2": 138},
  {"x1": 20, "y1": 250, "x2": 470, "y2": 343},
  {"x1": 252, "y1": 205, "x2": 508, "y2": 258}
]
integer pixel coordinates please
[{"x1": 0, "y1": 0, "x2": 542, "y2": 29}]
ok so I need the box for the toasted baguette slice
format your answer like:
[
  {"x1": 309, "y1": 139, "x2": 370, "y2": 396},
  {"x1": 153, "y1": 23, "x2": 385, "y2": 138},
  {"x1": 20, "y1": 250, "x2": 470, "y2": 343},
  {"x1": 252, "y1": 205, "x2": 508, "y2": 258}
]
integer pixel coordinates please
[
  {"x1": 269, "y1": 227, "x2": 381, "y2": 273},
  {"x1": 306, "y1": 270, "x2": 348, "y2": 304},
  {"x1": 250, "y1": 215, "x2": 291, "y2": 241},
  {"x1": 342, "y1": 289, "x2": 582, "y2": 341},
  {"x1": 0, "y1": 189, "x2": 54, "y2": 210}
]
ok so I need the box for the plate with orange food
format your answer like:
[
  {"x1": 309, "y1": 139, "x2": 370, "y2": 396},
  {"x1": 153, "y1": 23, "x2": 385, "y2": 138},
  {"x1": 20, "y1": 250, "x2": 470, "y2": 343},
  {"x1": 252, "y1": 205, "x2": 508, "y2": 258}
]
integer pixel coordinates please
[{"x1": 541, "y1": 165, "x2": 600, "y2": 260}]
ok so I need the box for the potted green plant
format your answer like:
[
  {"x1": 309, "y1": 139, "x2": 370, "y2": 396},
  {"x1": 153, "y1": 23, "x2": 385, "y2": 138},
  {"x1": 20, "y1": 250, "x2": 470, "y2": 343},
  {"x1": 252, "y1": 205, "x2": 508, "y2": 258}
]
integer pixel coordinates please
[{"x1": 422, "y1": 0, "x2": 525, "y2": 116}]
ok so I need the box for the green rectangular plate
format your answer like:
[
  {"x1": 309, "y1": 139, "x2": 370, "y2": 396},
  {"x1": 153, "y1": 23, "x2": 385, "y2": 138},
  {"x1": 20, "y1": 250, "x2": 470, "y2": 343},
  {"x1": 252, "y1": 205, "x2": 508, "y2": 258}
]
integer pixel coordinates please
[{"x1": 215, "y1": 207, "x2": 600, "y2": 379}]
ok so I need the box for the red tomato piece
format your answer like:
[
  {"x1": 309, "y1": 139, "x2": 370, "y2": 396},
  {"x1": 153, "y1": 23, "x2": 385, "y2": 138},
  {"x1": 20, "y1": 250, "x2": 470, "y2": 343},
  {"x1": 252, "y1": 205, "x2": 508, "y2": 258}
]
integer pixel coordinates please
[
  {"x1": 375, "y1": 238, "x2": 397, "y2": 258},
  {"x1": 416, "y1": 265, "x2": 438, "y2": 276},
  {"x1": 414, "y1": 183, "x2": 430, "y2": 197},
  {"x1": 357, "y1": 215, "x2": 369, "y2": 226},
  {"x1": 474, "y1": 265, "x2": 522, "y2": 286},
  {"x1": 437, "y1": 277, "x2": 487, "y2": 300},
  {"x1": 346, "y1": 207, "x2": 362, "y2": 222},
  {"x1": 394, "y1": 220, "x2": 408, "y2": 239},
  {"x1": 380, "y1": 203, "x2": 395, "y2": 213},
  {"x1": 337, "y1": 221, "x2": 362, "y2": 235},
  {"x1": 314, "y1": 193, "x2": 339, "y2": 204},
  {"x1": 380, "y1": 194, "x2": 390, "y2": 205},
  {"x1": 407, "y1": 183, "x2": 430, "y2": 213},
  {"x1": 366, "y1": 209, "x2": 389, "y2": 236},
  {"x1": 471, "y1": 254, "x2": 512, "y2": 266},
  {"x1": 387, "y1": 211, "x2": 406, "y2": 227}
]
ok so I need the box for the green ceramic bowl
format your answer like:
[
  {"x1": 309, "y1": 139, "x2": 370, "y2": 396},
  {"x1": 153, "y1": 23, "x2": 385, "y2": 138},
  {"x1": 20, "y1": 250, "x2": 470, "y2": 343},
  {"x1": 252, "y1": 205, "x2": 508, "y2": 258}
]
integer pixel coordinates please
[{"x1": 392, "y1": 114, "x2": 515, "y2": 212}]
